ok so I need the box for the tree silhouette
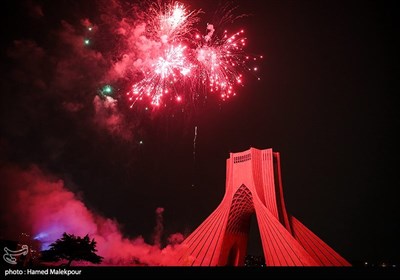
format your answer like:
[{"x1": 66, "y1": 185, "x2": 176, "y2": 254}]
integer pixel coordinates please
[{"x1": 41, "y1": 232, "x2": 103, "y2": 266}]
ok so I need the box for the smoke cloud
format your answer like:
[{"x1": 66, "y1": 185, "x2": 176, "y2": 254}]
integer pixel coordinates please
[
  {"x1": 152, "y1": 207, "x2": 164, "y2": 249},
  {"x1": 0, "y1": 164, "x2": 183, "y2": 266},
  {"x1": 93, "y1": 95, "x2": 134, "y2": 140}
]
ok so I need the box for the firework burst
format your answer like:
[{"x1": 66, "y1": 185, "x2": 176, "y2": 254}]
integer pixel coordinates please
[
  {"x1": 192, "y1": 27, "x2": 258, "y2": 101},
  {"x1": 129, "y1": 44, "x2": 191, "y2": 107},
  {"x1": 126, "y1": 1, "x2": 261, "y2": 109}
]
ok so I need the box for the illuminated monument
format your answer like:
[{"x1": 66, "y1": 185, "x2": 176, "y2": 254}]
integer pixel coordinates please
[{"x1": 173, "y1": 147, "x2": 350, "y2": 266}]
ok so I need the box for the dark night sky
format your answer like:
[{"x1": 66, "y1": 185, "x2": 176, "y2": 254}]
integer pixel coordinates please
[{"x1": 0, "y1": 0, "x2": 398, "y2": 264}]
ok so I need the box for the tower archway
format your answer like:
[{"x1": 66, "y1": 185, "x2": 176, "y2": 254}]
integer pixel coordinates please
[{"x1": 173, "y1": 148, "x2": 350, "y2": 266}]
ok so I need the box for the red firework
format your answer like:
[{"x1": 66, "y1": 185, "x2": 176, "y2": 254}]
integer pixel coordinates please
[{"x1": 126, "y1": 1, "x2": 261, "y2": 108}]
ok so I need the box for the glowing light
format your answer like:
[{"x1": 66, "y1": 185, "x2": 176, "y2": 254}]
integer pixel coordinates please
[
  {"x1": 33, "y1": 232, "x2": 48, "y2": 240},
  {"x1": 84, "y1": 39, "x2": 90, "y2": 45},
  {"x1": 33, "y1": 231, "x2": 53, "y2": 250},
  {"x1": 101, "y1": 85, "x2": 113, "y2": 95}
]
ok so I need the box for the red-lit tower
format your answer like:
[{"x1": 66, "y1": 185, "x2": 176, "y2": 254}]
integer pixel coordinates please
[{"x1": 172, "y1": 147, "x2": 350, "y2": 266}]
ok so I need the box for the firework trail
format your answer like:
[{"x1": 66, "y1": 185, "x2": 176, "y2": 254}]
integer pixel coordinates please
[
  {"x1": 193, "y1": 125, "x2": 197, "y2": 161},
  {"x1": 125, "y1": 1, "x2": 261, "y2": 109}
]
